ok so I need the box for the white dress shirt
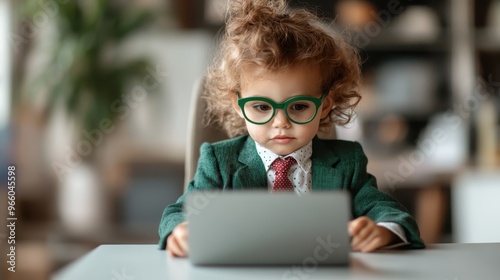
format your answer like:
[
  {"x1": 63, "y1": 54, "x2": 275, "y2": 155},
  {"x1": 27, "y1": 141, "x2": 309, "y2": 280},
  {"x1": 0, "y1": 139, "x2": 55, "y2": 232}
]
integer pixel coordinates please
[{"x1": 255, "y1": 141, "x2": 409, "y2": 247}]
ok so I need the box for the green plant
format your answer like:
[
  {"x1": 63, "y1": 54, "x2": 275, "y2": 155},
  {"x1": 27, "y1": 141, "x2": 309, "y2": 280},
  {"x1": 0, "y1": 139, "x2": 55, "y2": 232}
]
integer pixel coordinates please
[{"x1": 23, "y1": 0, "x2": 156, "y2": 136}]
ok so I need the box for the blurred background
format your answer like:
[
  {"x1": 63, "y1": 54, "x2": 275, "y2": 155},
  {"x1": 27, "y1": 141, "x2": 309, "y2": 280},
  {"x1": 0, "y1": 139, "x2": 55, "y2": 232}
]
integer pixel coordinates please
[{"x1": 0, "y1": 0, "x2": 499, "y2": 279}]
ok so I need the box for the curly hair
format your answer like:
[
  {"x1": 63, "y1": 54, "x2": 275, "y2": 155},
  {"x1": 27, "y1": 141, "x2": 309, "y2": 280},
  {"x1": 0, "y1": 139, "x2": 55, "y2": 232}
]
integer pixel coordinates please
[{"x1": 205, "y1": 0, "x2": 361, "y2": 138}]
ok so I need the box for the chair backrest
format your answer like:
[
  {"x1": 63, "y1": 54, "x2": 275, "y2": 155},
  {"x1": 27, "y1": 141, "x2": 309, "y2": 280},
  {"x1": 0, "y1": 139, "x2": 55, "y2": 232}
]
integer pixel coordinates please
[
  {"x1": 184, "y1": 77, "x2": 337, "y2": 191},
  {"x1": 184, "y1": 77, "x2": 228, "y2": 190}
]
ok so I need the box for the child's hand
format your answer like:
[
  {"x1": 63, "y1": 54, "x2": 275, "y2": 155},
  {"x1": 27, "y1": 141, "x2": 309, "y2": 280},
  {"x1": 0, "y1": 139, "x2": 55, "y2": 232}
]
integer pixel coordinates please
[
  {"x1": 348, "y1": 216, "x2": 397, "y2": 252},
  {"x1": 166, "y1": 222, "x2": 189, "y2": 257}
]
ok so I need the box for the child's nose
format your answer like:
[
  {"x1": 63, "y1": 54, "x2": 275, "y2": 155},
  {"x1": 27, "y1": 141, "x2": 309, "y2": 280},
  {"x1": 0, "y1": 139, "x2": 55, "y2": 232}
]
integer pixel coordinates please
[{"x1": 271, "y1": 109, "x2": 291, "y2": 128}]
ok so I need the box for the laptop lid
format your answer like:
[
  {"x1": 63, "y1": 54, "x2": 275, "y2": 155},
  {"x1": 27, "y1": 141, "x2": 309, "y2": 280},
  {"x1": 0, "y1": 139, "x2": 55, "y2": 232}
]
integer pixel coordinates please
[{"x1": 185, "y1": 191, "x2": 351, "y2": 266}]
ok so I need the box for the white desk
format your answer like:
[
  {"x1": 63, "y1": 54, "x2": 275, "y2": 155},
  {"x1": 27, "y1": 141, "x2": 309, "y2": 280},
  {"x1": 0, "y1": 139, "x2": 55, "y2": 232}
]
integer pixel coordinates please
[{"x1": 53, "y1": 243, "x2": 500, "y2": 280}]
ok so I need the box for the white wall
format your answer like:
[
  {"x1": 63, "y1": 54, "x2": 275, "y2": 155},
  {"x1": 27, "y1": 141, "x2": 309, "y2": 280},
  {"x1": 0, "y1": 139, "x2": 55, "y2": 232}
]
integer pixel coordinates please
[
  {"x1": 119, "y1": 31, "x2": 214, "y2": 161},
  {"x1": 453, "y1": 170, "x2": 500, "y2": 243}
]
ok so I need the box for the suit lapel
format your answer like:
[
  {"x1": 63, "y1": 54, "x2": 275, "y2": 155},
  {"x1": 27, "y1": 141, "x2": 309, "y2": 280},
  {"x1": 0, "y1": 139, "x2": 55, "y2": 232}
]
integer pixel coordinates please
[
  {"x1": 311, "y1": 138, "x2": 344, "y2": 191},
  {"x1": 231, "y1": 137, "x2": 344, "y2": 191},
  {"x1": 233, "y1": 136, "x2": 267, "y2": 190}
]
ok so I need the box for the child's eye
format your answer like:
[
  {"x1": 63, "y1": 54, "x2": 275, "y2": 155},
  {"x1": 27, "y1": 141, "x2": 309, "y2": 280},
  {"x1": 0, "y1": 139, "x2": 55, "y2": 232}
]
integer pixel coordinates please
[
  {"x1": 253, "y1": 104, "x2": 272, "y2": 112},
  {"x1": 290, "y1": 103, "x2": 309, "y2": 112}
]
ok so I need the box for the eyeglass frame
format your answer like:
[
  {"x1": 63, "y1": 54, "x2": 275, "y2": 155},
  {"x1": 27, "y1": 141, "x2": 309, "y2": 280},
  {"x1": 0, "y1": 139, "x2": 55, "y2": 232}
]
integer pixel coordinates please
[{"x1": 237, "y1": 93, "x2": 328, "y2": 125}]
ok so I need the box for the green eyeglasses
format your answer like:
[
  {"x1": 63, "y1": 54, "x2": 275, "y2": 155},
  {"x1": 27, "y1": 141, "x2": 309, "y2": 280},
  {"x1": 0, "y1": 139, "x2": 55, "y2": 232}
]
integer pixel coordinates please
[{"x1": 237, "y1": 93, "x2": 327, "y2": 125}]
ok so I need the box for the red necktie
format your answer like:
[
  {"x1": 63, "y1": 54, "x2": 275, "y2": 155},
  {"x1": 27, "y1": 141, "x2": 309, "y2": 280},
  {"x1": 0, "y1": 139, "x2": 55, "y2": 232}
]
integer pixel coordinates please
[{"x1": 271, "y1": 157, "x2": 296, "y2": 192}]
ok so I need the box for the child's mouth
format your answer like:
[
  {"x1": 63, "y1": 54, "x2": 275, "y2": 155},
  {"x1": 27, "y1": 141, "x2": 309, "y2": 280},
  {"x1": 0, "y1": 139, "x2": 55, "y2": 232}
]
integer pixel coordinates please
[{"x1": 273, "y1": 136, "x2": 293, "y2": 144}]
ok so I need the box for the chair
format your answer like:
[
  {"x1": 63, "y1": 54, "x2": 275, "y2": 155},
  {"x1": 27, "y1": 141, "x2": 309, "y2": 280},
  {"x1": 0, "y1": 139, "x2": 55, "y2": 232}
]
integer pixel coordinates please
[
  {"x1": 184, "y1": 77, "x2": 228, "y2": 190},
  {"x1": 184, "y1": 77, "x2": 337, "y2": 191}
]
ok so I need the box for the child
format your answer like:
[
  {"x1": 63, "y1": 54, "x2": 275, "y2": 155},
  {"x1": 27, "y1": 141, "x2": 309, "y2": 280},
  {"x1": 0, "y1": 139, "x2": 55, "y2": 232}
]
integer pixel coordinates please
[{"x1": 159, "y1": 0, "x2": 425, "y2": 257}]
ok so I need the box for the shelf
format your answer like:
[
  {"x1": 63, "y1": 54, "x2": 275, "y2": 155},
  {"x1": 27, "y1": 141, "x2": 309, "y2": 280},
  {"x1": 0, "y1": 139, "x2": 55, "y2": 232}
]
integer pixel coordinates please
[{"x1": 361, "y1": 29, "x2": 450, "y2": 52}]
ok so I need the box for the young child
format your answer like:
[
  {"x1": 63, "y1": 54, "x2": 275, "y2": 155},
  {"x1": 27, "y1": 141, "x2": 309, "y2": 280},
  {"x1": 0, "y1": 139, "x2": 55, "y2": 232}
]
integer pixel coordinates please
[{"x1": 159, "y1": 0, "x2": 425, "y2": 257}]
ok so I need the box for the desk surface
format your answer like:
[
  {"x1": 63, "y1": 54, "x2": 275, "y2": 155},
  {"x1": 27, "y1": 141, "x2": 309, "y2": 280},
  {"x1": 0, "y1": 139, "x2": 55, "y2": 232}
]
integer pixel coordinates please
[{"x1": 53, "y1": 243, "x2": 500, "y2": 280}]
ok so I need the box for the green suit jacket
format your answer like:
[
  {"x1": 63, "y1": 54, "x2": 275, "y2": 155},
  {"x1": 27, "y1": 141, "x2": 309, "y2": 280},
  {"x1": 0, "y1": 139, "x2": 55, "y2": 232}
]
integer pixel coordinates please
[{"x1": 158, "y1": 135, "x2": 425, "y2": 249}]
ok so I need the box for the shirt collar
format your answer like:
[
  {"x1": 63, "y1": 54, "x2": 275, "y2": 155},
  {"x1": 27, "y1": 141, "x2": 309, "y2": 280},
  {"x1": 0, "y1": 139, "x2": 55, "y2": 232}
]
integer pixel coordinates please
[{"x1": 255, "y1": 141, "x2": 313, "y2": 173}]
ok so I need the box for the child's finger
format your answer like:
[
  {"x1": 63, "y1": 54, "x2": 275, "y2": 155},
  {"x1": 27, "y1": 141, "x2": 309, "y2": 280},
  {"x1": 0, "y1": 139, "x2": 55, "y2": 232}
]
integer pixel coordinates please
[
  {"x1": 178, "y1": 232, "x2": 189, "y2": 255},
  {"x1": 351, "y1": 236, "x2": 362, "y2": 251},
  {"x1": 355, "y1": 221, "x2": 375, "y2": 240},
  {"x1": 166, "y1": 249, "x2": 175, "y2": 257},
  {"x1": 348, "y1": 217, "x2": 369, "y2": 236},
  {"x1": 351, "y1": 227, "x2": 367, "y2": 248},
  {"x1": 352, "y1": 227, "x2": 375, "y2": 251},
  {"x1": 360, "y1": 236, "x2": 383, "y2": 252},
  {"x1": 175, "y1": 224, "x2": 189, "y2": 253},
  {"x1": 167, "y1": 236, "x2": 185, "y2": 257},
  {"x1": 355, "y1": 230, "x2": 378, "y2": 252},
  {"x1": 167, "y1": 236, "x2": 182, "y2": 257}
]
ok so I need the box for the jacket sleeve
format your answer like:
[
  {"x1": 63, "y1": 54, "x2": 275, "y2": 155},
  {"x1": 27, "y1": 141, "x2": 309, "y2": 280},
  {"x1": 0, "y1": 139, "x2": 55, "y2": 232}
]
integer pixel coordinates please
[
  {"x1": 157, "y1": 142, "x2": 222, "y2": 249},
  {"x1": 349, "y1": 142, "x2": 425, "y2": 249}
]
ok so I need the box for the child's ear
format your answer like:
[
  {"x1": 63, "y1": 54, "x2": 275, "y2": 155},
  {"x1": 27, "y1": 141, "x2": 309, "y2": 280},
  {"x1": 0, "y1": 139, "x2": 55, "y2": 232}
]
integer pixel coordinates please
[
  {"x1": 231, "y1": 93, "x2": 245, "y2": 119},
  {"x1": 320, "y1": 93, "x2": 334, "y2": 119}
]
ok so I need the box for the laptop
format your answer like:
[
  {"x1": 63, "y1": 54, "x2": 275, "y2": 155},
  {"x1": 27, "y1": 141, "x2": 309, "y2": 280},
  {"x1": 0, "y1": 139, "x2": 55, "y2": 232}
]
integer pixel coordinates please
[{"x1": 184, "y1": 191, "x2": 351, "y2": 266}]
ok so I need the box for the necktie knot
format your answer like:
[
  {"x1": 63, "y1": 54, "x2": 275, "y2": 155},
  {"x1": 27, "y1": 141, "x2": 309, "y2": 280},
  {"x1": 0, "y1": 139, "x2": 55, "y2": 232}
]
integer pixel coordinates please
[{"x1": 271, "y1": 157, "x2": 296, "y2": 192}]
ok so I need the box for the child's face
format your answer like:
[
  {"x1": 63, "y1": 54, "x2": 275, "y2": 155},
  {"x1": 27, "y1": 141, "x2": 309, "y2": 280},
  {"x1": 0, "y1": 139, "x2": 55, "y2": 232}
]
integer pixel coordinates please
[{"x1": 234, "y1": 63, "x2": 333, "y2": 156}]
